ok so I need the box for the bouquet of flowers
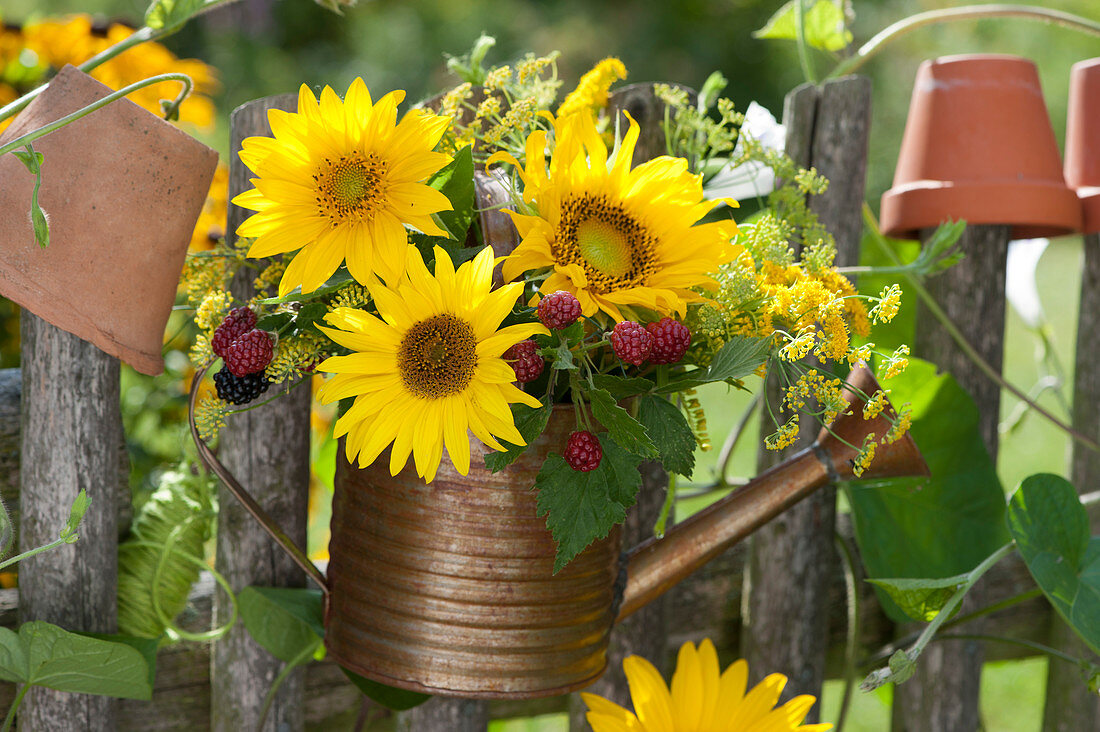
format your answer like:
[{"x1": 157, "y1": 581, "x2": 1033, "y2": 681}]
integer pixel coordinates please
[{"x1": 186, "y1": 40, "x2": 911, "y2": 569}]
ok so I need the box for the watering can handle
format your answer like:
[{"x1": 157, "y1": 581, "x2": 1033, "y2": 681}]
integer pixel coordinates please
[{"x1": 188, "y1": 363, "x2": 330, "y2": 597}]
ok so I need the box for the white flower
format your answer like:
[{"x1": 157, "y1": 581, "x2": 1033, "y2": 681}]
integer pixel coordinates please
[
  {"x1": 1005, "y1": 238, "x2": 1048, "y2": 329},
  {"x1": 704, "y1": 102, "x2": 786, "y2": 202}
]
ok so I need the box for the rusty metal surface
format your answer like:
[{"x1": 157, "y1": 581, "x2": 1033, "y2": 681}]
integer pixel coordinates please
[
  {"x1": 618, "y1": 365, "x2": 929, "y2": 620},
  {"x1": 325, "y1": 406, "x2": 622, "y2": 699}
]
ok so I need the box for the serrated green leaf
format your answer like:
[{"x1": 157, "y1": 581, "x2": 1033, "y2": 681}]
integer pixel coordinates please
[
  {"x1": 753, "y1": 0, "x2": 853, "y2": 52},
  {"x1": 552, "y1": 342, "x2": 577, "y2": 370},
  {"x1": 295, "y1": 302, "x2": 329, "y2": 332},
  {"x1": 256, "y1": 312, "x2": 294, "y2": 334},
  {"x1": 1007, "y1": 474, "x2": 1100, "y2": 656},
  {"x1": 703, "y1": 336, "x2": 771, "y2": 382},
  {"x1": 590, "y1": 373, "x2": 654, "y2": 400},
  {"x1": 144, "y1": 0, "x2": 208, "y2": 30},
  {"x1": 484, "y1": 403, "x2": 552, "y2": 473},
  {"x1": 427, "y1": 145, "x2": 475, "y2": 241},
  {"x1": 0, "y1": 621, "x2": 152, "y2": 700},
  {"x1": 238, "y1": 587, "x2": 323, "y2": 664},
  {"x1": 535, "y1": 435, "x2": 641, "y2": 572},
  {"x1": 638, "y1": 395, "x2": 696, "y2": 477},
  {"x1": 846, "y1": 358, "x2": 1009, "y2": 623},
  {"x1": 865, "y1": 575, "x2": 969, "y2": 622},
  {"x1": 341, "y1": 667, "x2": 431, "y2": 710},
  {"x1": 588, "y1": 389, "x2": 658, "y2": 458}
]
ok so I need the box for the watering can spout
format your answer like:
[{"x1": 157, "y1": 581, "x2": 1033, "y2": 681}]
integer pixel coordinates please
[{"x1": 616, "y1": 364, "x2": 929, "y2": 622}]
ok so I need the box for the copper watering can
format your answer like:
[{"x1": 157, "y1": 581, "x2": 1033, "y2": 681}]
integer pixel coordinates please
[{"x1": 189, "y1": 360, "x2": 927, "y2": 699}]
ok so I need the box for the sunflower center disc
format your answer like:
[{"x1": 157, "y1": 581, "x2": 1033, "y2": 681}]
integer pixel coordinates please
[
  {"x1": 577, "y1": 218, "x2": 633, "y2": 280},
  {"x1": 318, "y1": 154, "x2": 384, "y2": 221},
  {"x1": 398, "y1": 314, "x2": 478, "y2": 399}
]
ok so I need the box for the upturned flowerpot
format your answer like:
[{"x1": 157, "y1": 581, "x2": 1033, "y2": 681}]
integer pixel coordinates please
[
  {"x1": 1065, "y1": 58, "x2": 1100, "y2": 234},
  {"x1": 0, "y1": 65, "x2": 218, "y2": 374},
  {"x1": 880, "y1": 54, "x2": 1081, "y2": 240}
]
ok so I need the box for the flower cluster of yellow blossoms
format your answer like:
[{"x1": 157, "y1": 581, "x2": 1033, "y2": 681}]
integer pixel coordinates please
[{"x1": 0, "y1": 14, "x2": 218, "y2": 133}]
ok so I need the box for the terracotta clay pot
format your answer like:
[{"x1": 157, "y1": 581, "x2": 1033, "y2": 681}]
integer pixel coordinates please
[
  {"x1": 880, "y1": 54, "x2": 1081, "y2": 240},
  {"x1": 1065, "y1": 58, "x2": 1100, "y2": 234},
  {"x1": 0, "y1": 65, "x2": 218, "y2": 374}
]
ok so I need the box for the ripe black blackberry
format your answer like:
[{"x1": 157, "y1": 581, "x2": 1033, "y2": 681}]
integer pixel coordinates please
[{"x1": 213, "y1": 367, "x2": 270, "y2": 405}]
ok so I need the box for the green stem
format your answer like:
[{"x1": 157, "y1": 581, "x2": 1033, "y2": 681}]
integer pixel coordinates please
[
  {"x1": 830, "y1": 5, "x2": 1100, "y2": 80},
  {"x1": 935, "y1": 633, "x2": 1086, "y2": 668},
  {"x1": 1, "y1": 683, "x2": 29, "y2": 732},
  {"x1": 257, "y1": 641, "x2": 319, "y2": 731},
  {"x1": 0, "y1": 536, "x2": 72, "y2": 571},
  {"x1": 907, "y1": 543, "x2": 1014, "y2": 663},
  {"x1": 654, "y1": 471, "x2": 676, "y2": 539},
  {"x1": 0, "y1": 73, "x2": 194, "y2": 160},
  {"x1": 834, "y1": 531, "x2": 861, "y2": 732},
  {"x1": 862, "y1": 205, "x2": 1100, "y2": 454},
  {"x1": 794, "y1": 0, "x2": 818, "y2": 84}
]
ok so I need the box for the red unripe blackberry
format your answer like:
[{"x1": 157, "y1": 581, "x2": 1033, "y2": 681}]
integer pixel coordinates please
[
  {"x1": 646, "y1": 318, "x2": 691, "y2": 364},
  {"x1": 609, "y1": 321, "x2": 653, "y2": 366},
  {"x1": 537, "y1": 290, "x2": 582, "y2": 330},
  {"x1": 503, "y1": 340, "x2": 544, "y2": 383},
  {"x1": 224, "y1": 329, "x2": 274, "y2": 377},
  {"x1": 564, "y1": 430, "x2": 602, "y2": 472},
  {"x1": 213, "y1": 367, "x2": 270, "y2": 405},
  {"x1": 211, "y1": 307, "x2": 257, "y2": 358}
]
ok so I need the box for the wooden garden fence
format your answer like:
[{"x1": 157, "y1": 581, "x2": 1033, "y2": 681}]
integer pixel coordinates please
[{"x1": 1, "y1": 74, "x2": 1098, "y2": 731}]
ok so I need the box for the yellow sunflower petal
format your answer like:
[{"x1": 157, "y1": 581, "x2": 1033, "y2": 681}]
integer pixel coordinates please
[{"x1": 623, "y1": 655, "x2": 675, "y2": 732}]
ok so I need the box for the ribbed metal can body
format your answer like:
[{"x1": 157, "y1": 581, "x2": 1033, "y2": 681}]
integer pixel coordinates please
[{"x1": 325, "y1": 407, "x2": 622, "y2": 698}]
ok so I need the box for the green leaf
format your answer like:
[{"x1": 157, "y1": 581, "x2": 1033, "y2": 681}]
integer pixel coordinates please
[
  {"x1": 845, "y1": 358, "x2": 1009, "y2": 623},
  {"x1": 657, "y1": 336, "x2": 768, "y2": 394},
  {"x1": 638, "y1": 395, "x2": 696, "y2": 477},
  {"x1": 238, "y1": 587, "x2": 324, "y2": 663},
  {"x1": 1007, "y1": 474, "x2": 1100, "y2": 656},
  {"x1": 61, "y1": 489, "x2": 90, "y2": 542},
  {"x1": 590, "y1": 374, "x2": 654, "y2": 400},
  {"x1": 77, "y1": 633, "x2": 158, "y2": 691},
  {"x1": 144, "y1": 0, "x2": 208, "y2": 30},
  {"x1": 294, "y1": 302, "x2": 329, "y2": 333},
  {"x1": 256, "y1": 312, "x2": 294, "y2": 334},
  {"x1": 341, "y1": 667, "x2": 431, "y2": 710},
  {"x1": 0, "y1": 621, "x2": 152, "y2": 700},
  {"x1": 551, "y1": 342, "x2": 577, "y2": 370},
  {"x1": 865, "y1": 574, "x2": 969, "y2": 622},
  {"x1": 753, "y1": 0, "x2": 853, "y2": 52},
  {"x1": 485, "y1": 403, "x2": 552, "y2": 473},
  {"x1": 11, "y1": 149, "x2": 43, "y2": 172},
  {"x1": 588, "y1": 389, "x2": 658, "y2": 459},
  {"x1": 535, "y1": 434, "x2": 642, "y2": 572},
  {"x1": 257, "y1": 268, "x2": 356, "y2": 306},
  {"x1": 427, "y1": 145, "x2": 475, "y2": 241},
  {"x1": 888, "y1": 649, "x2": 916, "y2": 684}
]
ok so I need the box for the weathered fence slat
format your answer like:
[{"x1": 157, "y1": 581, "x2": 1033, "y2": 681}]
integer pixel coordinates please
[
  {"x1": 212, "y1": 93, "x2": 313, "y2": 732},
  {"x1": 744, "y1": 75, "x2": 871, "y2": 721},
  {"x1": 18, "y1": 312, "x2": 126, "y2": 730},
  {"x1": 1043, "y1": 233, "x2": 1100, "y2": 730},
  {"x1": 893, "y1": 223, "x2": 1011, "y2": 732}
]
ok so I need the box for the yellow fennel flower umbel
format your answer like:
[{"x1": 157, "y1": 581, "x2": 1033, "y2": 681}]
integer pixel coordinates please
[
  {"x1": 582, "y1": 638, "x2": 832, "y2": 732},
  {"x1": 317, "y1": 245, "x2": 548, "y2": 482},
  {"x1": 493, "y1": 112, "x2": 740, "y2": 321},
  {"x1": 233, "y1": 79, "x2": 454, "y2": 295}
]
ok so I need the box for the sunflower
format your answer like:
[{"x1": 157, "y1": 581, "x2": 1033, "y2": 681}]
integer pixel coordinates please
[
  {"x1": 232, "y1": 78, "x2": 454, "y2": 295},
  {"x1": 317, "y1": 245, "x2": 548, "y2": 482},
  {"x1": 581, "y1": 639, "x2": 832, "y2": 732},
  {"x1": 490, "y1": 112, "x2": 740, "y2": 321}
]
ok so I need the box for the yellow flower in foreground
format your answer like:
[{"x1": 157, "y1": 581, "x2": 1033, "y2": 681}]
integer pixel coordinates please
[
  {"x1": 317, "y1": 245, "x2": 547, "y2": 482},
  {"x1": 233, "y1": 78, "x2": 453, "y2": 295},
  {"x1": 582, "y1": 639, "x2": 832, "y2": 732},
  {"x1": 492, "y1": 112, "x2": 739, "y2": 320}
]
